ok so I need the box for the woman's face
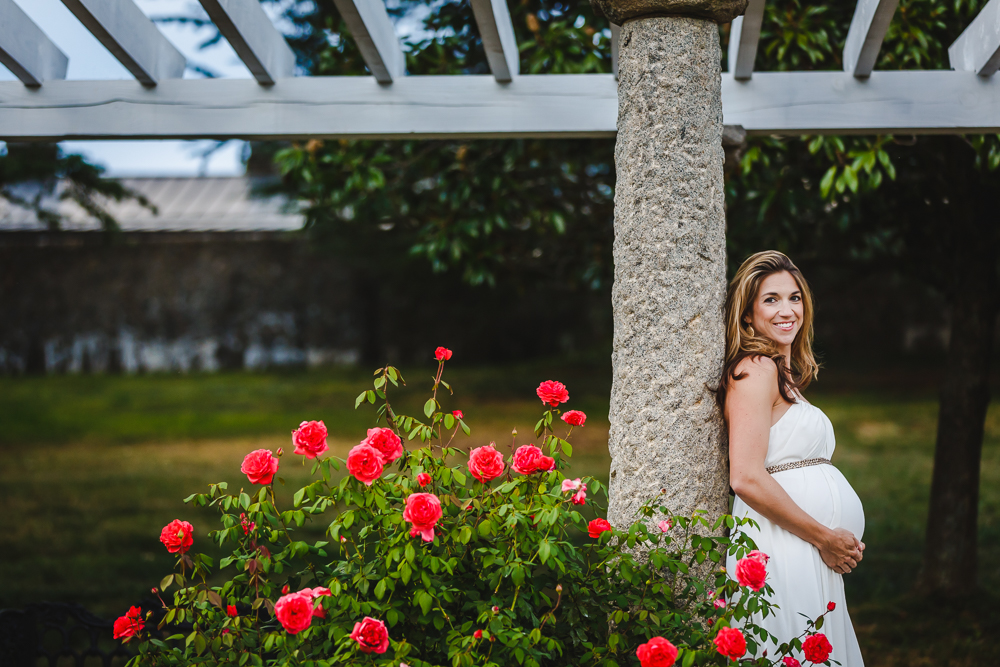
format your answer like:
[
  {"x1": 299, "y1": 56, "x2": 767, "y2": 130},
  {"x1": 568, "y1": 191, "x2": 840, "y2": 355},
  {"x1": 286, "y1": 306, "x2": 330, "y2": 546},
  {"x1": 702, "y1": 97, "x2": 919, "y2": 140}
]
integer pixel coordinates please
[{"x1": 746, "y1": 271, "x2": 804, "y2": 348}]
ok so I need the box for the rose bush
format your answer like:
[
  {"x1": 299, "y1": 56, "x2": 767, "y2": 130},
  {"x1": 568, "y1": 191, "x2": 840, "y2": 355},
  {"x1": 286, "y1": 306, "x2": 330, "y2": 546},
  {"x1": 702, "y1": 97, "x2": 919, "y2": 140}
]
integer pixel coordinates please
[{"x1": 121, "y1": 351, "x2": 837, "y2": 667}]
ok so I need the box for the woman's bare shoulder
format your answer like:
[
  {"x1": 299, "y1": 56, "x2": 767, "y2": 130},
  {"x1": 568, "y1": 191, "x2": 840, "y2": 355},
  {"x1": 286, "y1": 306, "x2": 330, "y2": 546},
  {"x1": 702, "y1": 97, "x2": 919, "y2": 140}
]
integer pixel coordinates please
[
  {"x1": 733, "y1": 355, "x2": 778, "y2": 379},
  {"x1": 728, "y1": 356, "x2": 779, "y2": 400}
]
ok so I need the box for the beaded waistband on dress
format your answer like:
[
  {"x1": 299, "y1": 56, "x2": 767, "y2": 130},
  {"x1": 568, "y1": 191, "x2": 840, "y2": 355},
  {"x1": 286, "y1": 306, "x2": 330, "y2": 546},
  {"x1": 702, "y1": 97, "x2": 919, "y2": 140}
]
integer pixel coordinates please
[{"x1": 765, "y1": 458, "x2": 832, "y2": 474}]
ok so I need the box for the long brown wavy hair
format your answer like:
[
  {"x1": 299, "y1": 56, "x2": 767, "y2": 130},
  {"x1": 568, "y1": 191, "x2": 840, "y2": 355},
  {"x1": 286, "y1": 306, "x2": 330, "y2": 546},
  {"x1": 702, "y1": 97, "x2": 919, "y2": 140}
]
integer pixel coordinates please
[{"x1": 717, "y1": 251, "x2": 819, "y2": 410}]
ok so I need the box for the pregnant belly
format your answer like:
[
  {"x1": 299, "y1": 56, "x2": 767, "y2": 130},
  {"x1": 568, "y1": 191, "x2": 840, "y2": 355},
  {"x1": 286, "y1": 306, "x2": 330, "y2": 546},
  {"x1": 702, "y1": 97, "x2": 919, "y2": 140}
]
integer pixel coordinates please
[{"x1": 773, "y1": 465, "x2": 866, "y2": 541}]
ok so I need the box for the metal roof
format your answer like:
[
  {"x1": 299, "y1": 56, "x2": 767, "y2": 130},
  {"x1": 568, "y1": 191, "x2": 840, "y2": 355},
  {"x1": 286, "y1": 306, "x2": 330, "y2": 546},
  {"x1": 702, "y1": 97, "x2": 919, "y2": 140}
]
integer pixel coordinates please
[{"x1": 0, "y1": 176, "x2": 304, "y2": 233}]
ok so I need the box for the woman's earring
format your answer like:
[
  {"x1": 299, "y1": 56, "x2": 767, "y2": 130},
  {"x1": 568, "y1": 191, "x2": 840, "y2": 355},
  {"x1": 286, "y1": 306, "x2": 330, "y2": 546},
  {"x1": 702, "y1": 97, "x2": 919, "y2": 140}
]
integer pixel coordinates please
[{"x1": 747, "y1": 325, "x2": 755, "y2": 337}]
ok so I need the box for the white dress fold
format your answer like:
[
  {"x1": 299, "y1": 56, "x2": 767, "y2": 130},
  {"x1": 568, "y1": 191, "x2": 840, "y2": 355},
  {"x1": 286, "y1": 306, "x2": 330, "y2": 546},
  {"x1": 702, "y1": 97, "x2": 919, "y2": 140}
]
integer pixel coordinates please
[{"x1": 727, "y1": 400, "x2": 866, "y2": 666}]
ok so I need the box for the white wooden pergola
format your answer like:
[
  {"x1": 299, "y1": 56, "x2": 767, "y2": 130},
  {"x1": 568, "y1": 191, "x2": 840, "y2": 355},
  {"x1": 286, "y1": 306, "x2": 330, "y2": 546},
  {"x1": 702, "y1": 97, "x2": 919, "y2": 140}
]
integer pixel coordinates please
[{"x1": 1, "y1": 0, "x2": 999, "y2": 141}]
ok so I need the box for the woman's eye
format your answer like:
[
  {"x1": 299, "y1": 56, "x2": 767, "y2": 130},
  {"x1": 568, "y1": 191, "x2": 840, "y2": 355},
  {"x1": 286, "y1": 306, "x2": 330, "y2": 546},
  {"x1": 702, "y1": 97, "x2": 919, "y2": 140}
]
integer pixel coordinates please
[{"x1": 791, "y1": 296, "x2": 801, "y2": 302}]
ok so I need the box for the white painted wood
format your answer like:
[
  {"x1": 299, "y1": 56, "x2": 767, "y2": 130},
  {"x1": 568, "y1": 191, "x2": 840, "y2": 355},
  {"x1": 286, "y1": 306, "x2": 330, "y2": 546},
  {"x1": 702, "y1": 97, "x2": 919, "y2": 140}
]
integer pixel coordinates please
[
  {"x1": 332, "y1": 0, "x2": 405, "y2": 83},
  {"x1": 197, "y1": 0, "x2": 296, "y2": 85},
  {"x1": 470, "y1": 0, "x2": 519, "y2": 82},
  {"x1": 60, "y1": 0, "x2": 185, "y2": 86},
  {"x1": 949, "y1": 0, "x2": 1000, "y2": 77},
  {"x1": 727, "y1": 0, "x2": 765, "y2": 80},
  {"x1": 0, "y1": 0, "x2": 69, "y2": 86},
  {"x1": 1, "y1": 71, "x2": 999, "y2": 140},
  {"x1": 843, "y1": 0, "x2": 899, "y2": 78},
  {"x1": 611, "y1": 23, "x2": 620, "y2": 81}
]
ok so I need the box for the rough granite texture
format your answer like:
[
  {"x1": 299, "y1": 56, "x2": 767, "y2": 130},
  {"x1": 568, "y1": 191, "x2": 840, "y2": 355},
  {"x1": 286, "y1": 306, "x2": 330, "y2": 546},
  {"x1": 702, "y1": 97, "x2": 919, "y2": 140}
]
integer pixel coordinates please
[
  {"x1": 591, "y1": 0, "x2": 747, "y2": 25},
  {"x1": 608, "y1": 17, "x2": 729, "y2": 533}
]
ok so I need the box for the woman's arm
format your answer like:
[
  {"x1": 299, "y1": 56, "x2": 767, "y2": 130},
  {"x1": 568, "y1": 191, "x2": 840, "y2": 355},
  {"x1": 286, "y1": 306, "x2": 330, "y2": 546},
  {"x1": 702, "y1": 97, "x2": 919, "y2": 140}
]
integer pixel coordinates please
[{"x1": 726, "y1": 357, "x2": 862, "y2": 574}]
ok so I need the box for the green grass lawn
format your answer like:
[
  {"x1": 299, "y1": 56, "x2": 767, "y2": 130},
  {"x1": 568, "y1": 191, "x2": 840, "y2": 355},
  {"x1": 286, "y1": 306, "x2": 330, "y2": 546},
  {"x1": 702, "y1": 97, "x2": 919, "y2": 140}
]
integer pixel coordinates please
[{"x1": 1, "y1": 364, "x2": 997, "y2": 666}]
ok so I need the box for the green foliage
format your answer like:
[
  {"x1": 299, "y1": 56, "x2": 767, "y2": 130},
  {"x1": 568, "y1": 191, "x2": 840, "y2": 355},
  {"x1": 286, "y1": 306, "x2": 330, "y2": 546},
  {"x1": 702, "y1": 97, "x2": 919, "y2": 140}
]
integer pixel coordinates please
[{"x1": 130, "y1": 361, "x2": 831, "y2": 666}]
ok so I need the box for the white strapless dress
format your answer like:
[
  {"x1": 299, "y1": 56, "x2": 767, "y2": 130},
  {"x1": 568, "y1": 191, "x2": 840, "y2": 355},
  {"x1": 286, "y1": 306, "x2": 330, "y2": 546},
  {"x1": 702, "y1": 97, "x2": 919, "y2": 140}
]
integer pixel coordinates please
[{"x1": 728, "y1": 400, "x2": 866, "y2": 666}]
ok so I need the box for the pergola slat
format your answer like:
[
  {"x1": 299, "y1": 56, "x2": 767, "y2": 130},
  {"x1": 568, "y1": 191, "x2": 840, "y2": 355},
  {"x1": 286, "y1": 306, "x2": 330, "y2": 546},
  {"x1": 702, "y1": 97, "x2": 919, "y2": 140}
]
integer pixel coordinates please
[
  {"x1": 470, "y1": 0, "x2": 519, "y2": 82},
  {"x1": 727, "y1": 0, "x2": 765, "y2": 80},
  {"x1": 843, "y1": 0, "x2": 899, "y2": 78},
  {"x1": 60, "y1": 0, "x2": 186, "y2": 86},
  {"x1": 331, "y1": 0, "x2": 405, "y2": 83},
  {"x1": 949, "y1": 0, "x2": 1000, "y2": 77},
  {"x1": 197, "y1": 0, "x2": 296, "y2": 85},
  {"x1": 0, "y1": 0, "x2": 69, "y2": 86},
  {"x1": 1, "y1": 71, "x2": 999, "y2": 140}
]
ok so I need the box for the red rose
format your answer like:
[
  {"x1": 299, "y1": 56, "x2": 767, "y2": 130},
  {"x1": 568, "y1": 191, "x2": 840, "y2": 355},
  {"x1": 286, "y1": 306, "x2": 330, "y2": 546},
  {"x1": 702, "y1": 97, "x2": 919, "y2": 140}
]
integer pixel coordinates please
[
  {"x1": 783, "y1": 657, "x2": 802, "y2": 667},
  {"x1": 403, "y1": 493, "x2": 443, "y2": 542},
  {"x1": 735, "y1": 554, "x2": 768, "y2": 591},
  {"x1": 361, "y1": 427, "x2": 403, "y2": 464},
  {"x1": 746, "y1": 549, "x2": 770, "y2": 565},
  {"x1": 512, "y1": 444, "x2": 555, "y2": 475},
  {"x1": 417, "y1": 472, "x2": 432, "y2": 487},
  {"x1": 561, "y1": 410, "x2": 587, "y2": 426},
  {"x1": 292, "y1": 420, "x2": 329, "y2": 459},
  {"x1": 274, "y1": 592, "x2": 314, "y2": 634},
  {"x1": 227, "y1": 605, "x2": 237, "y2": 617},
  {"x1": 588, "y1": 518, "x2": 612, "y2": 538},
  {"x1": 112, "y1": 606, "x2": 144, "y2": 642},
  {"x1": 803, "y1": 633, "x2": 833, "y2": 663},
  {"x1": 240, "y1": 449, "x2": 279, "y2": 485},
  {"x1": 346, "y1": 443, "x2": 384, "y2": 486},
  {"x1": 350, "y1": 616, "x2": 390, "y2": 654},
  {"x1": 468, "y1": 444, "x2": 506, "y2": 482},
  {"x1": 159, "y1": 519, "x2": 194, "y2": 554},
  {"x1": 636, "y1": 636, "x2": 678, "y2": 667},
  {"x1": 827, "y1": 601, "x2": 836, "y2": 612},
  {"x1": 452, "y1": 410, "x2": 464, "y2": 419},
  {"x1": 713, "y1": 627, "x2": 747, "y2": 660},
  {"x1": 434, "y1": 347, "x2": 453, "y2": 361},
  {"x1": 473, "y1": 629, "x2": 483, "y2": 639},
  {"x1": 536, "y1": 380, "x2": 569, "y2": 407}
]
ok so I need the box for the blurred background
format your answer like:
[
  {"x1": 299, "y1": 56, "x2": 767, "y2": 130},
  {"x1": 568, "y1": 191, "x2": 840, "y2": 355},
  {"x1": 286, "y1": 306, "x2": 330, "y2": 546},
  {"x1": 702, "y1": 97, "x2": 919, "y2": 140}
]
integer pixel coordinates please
[{"x1": 1, "y1": 1, "x2": 999, "y2": 666}]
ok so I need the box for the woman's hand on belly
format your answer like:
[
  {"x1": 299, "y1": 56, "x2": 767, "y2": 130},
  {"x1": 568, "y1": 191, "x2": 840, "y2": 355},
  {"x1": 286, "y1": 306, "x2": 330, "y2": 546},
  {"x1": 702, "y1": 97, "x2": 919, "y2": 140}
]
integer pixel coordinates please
[{"x1": 818, "y1": 528, "x2": 864, "y2": 574}]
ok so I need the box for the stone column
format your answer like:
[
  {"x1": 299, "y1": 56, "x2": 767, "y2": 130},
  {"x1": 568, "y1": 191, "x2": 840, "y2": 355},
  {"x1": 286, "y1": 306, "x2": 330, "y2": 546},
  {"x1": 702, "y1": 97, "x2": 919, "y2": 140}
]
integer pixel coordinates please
[{"x1": 593, "y1": 0, "x2": 747, "y2": 531}]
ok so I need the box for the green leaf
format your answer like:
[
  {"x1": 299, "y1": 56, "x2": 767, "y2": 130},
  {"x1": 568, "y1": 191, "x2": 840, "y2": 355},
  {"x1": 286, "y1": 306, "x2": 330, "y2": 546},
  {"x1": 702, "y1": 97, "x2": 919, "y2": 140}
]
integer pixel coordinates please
[
  {"x1": 815, "y1": 615, "x2": 824, "y2": 630},
  {"x1": 417, "y1": 590, "x2": 432, "y2": 616},
  {"x1": 423, "y1": 398, "x2": 436, "y2": 418},
  {"x1": 367, "y1": 390, "x2": 376, "y2": 404},
  {"x1": 293, "y1": 488, "x2": 305, "y2": 507},
  {"x1": 355, "y1": 391, "x2": 367, "y2": 409},
  {"x1": 444, "y1": 414, "x2": 455, "y2": 430},
  {"x1": 538, "y1": 540, "x2": 551, "y2": 564},
  {"x1": 460, "y1": 420, "x2": 470, "y2": 435},
  {"x1": 374, "y1": 579, "x2": 387, "y2": 599},
  {"x1": 682, "y1": 648, "x2": 696, "y2": 667},
  {"x1": 819, "y1": 166, "x2": 837, "y2": 198},
  {"x1": 160, "y1": 574, "x2": 174, "y2": 591}
]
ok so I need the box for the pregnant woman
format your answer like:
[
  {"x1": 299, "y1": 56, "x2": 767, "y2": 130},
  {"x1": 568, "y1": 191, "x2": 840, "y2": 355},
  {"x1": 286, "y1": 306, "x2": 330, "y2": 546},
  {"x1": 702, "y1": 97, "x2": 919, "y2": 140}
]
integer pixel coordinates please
[{"x1": 721, "y1": 251, "x2": 866, "y2": 666}]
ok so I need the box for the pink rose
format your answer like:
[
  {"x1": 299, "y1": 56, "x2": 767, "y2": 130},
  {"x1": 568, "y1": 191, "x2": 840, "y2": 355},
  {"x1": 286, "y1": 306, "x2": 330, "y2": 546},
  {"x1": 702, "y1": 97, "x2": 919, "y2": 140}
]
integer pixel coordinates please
[
  {"x1": 658, "y1": 519, "x2": 673, "y2": 532},
  {"x1": 561, "y1": 410, "x2": 587, "y2": 426},
  {"x1": 274, "y1": 592, "x2": 314, "y2": 634},
  {"x1": 715, "y1": 598, "x2": 726, "y2": 609},
  {"x1": 713, "y1": 627, "x2": 747, "y2": 660},
  {"x1": 292, "y1": 420, "x2": 329, "y2": 459},
  {"x1": 735, "y1": 554, "x2": 768, "y2": 591},
  {"x1": 112, "y1": 606, "x2": 144, "y2": 642},
  {"x1": 803, "y1": 634, "x2": 832, "y2": 664},
  {"x1": 452, "y1": 410, "x2": 464, "y2": 419},
  {"x1": 636, "y1": 636, "x2": 678, "y2": 667},
  {"x1": 417, "y1": 472, "x2": 432, "y2": 487},
  {"x1": 588, "y1": 518, "x2": 612, "y2": 538},
  {"x1": 241, "y1": 449, "x2": 279, "y2": 485},
  {"x1": 468, "y1": 444, "x2": 505, "y2": 483},
  {"x1": 361, "y1": 427, "x2": 403, "y2": 465},
  {"x1": 536, "y1": 380, "x2": 569, "y2": 407},
  {"x1": 301, "y1": 586, "x2": 332, "y2": 618},
  {"x1": 512, "y1": 444, "x2": 555, "y2": 475},
  {"x1": 346, "y1": 443, "x2": 384, "y2": 486},
  {"x1": 561, "y1": 478, "x2": 583, "y2": 492},
  {"x1": 783, "y1": 658, "x2": 802, "y2": 667},
  {"x1": 746, "y1": 549, "x2": 770, "y2": 565},
  {"x1": 434, "y1": 347, "x2": 453, "y2": 361},
  {"x1": 240, "y1": 513, "x2": 255, "y2": 535},
  {"x1": 571, "y1": 487, "x2": 588, "y2": 505},
  {"x1": 159, "y1": 519, "x2": 194, "y2": 554},
  {"x1": 350, "y1": 616, "x2": 390, "y2": 653},
  {"x1": 403, "y1": 493, "x2": 443, "y2": 542},
  {"x1": 227, "y1": 605, "x2": 238, "y2": 617}
]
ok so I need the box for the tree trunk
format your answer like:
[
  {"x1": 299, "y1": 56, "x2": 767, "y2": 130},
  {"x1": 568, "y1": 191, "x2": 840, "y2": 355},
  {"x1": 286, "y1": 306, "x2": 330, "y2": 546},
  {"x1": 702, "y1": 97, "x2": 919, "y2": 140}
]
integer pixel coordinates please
[
  {"x1": 607, "y1": 16, "x2": 730, "y2": 531},
  {"x1": 917, "y1": 199, "x2": 998, "y2": 595}
]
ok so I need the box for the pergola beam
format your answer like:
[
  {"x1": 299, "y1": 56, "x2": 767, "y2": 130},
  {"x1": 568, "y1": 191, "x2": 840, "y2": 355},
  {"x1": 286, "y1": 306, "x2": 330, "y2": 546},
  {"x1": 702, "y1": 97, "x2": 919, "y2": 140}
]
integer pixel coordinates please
[
  {"x1": 727, "y1": 0, "x2": 765, "y2": 80},
  {"x1": 949, "y1": 0, "x2": 1000, "y2": 77},
  {"x1": 331, "y1": 0, "x2": 405, "y2": 83},
  {"x1": 197, "y1": 0, "x2": 296, "y2": 85},
  {"x1": 470, "y1": 0, "x2": 519, "y2": 82},
  {"x1": 843, "y1": 0, "x2": 899, "y2": 78},
  {"x1": 1, "y1": 71, "x2": 999, "y2": 140},
  {"x1": 0, "y1": 0, "x2": 69, "y2": 86}
]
